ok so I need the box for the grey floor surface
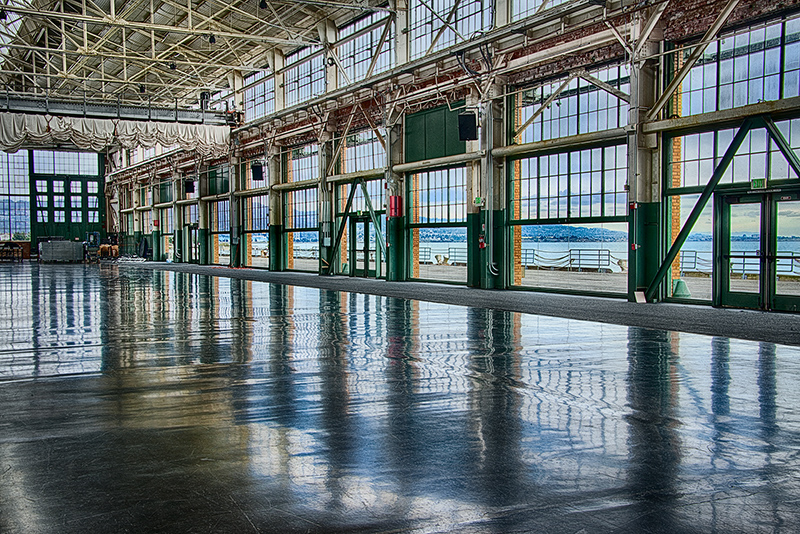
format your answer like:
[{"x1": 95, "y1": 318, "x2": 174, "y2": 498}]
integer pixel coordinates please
[{"x1": 135, "y1": 261, "x2": 800, "y2": 346}]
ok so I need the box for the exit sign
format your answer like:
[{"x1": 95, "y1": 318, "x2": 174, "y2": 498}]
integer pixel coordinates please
[{"x1": 751, "y1": 178, "x2": 767, "y2": 189}]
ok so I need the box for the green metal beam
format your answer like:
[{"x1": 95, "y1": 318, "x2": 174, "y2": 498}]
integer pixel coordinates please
[
  {"x1": 358, "y1": 180, "x2": 387, "y2": 273},
  {"x1": 763, "y1": 117, "x2": 800, "y2": 179},
  {"x1": 326, "y1": 178, "x2": 359, "y2": 274},
  {"x1": 645, "y1": 116, "x2": 756, "y2": 302}
]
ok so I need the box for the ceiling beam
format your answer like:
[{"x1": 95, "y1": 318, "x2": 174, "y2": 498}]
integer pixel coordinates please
[
  {"x1": 0, "y1": 4, "x2": 317, "y2": 46},
  {"x1": 266, "y1": 0, "x2": 392, "y2": 12}
]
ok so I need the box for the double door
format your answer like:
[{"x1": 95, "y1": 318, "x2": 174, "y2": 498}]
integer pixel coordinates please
[
  {"x1": 349, "y1": 215, "x2": 376, "y2": 278},
  {"x1": 183, "y1": 224, "x2": 200, "y2": 264},
  {"x1": 715, "y1": 190, "x2": 800, "y2": 311}
]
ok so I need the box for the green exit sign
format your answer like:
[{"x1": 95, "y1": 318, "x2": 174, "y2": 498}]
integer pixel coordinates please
[{"x1": 751, "y1": 178, "x2": 767, "y2": 189}]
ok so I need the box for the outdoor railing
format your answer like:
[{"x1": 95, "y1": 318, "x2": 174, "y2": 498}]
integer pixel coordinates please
[{"x1": 519, "y1": 249, "x2": 615, "y2": 271}]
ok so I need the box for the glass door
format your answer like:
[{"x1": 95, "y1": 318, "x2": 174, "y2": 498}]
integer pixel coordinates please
[
  {"x1": 349, "y1": 215, "x2": 372, "y2": 277},
  {"x1": 772, "y1": 193, "x2": 800, "y2": 312},
  {"x1": 716, "y1": 189, "x2": 800, "y2": 311},
  {"x1": 185, "y1": 224, "x2": 199, "y2": 264},
  {"x1": 718, "y1": 195, "x2": 763, "y2": 309}
]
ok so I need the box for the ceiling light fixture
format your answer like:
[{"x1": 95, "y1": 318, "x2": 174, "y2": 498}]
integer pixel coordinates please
[
  {"x1": 169, "y1": 62, "x2": 176, "y2": 70},
  {"x1": 209, "y1": 34, "x2": 216, "y2": 44},
  {"x1": 0, "y1": 9, "x2": 7, "y2": 20},
  {"x1": 259, "y1": 0, "x2": 268, "y2": 9}
]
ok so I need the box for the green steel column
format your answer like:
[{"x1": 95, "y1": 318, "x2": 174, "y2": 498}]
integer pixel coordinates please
[
  {"x1": 475, "y1": 209, "x2": 506, "y2": 290},
  {"x1": 318, "y1": 134, "x2": 334, "y2": 275},
  {"x1": 152, "y1": 229, "x2": 161, "y2": 261},
  {"x1": 491, "y1": 209, "x2": 507, "y2": 288},
  {"x1": 198, "y1": 228, "x2": 209, "y2": 264},
  {"x1": 387, "y1": 212, "x2": 406, "y2": 281},
  {"x1": 386, "y1": 120, "x2": 406, "y2": 281},
  {"x1": 629, "y1": 202, "x2": 660, "y2": 298},
  {"x1": 198, "y1": 199, "x2": 209, "y2": 265},
  {"x1": 269, "y1": 225, "x2": 283, "y2": 271},
  {"x1": 230, "y1": 159, "x2": 243, "y2": 268},
  {"x1": 133, "y1": 231, "x2": 142, "y2": 256},
  {"x1": 268, "y1": 147, "x2": 283, "y2": 271},
  {"x1": 627, "y1": 29, "x2": 660, "y2": 301},
  {"x1": 174, "y1": 187, "x2": 185, "y2": 263},
  {"x1": 478, "y1": 98, "x2": 505, "y2": 290},
  {"x1": 464, "y1": 92, "x2": 482, "y2": 287},
  {"x1": 467, "y1": 212, "x2": 481, "y2": 287},
  {"x1": 175, "y1": 228, "x2": 184, "y2": 263}
]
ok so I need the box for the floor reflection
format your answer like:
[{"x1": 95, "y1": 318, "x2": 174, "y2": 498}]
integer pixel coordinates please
[{"x1": 1, "y1": 263, "x2": 800, "y2": 533}]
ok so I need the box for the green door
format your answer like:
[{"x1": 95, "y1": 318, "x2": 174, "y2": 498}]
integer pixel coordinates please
[
  {"x1": 349, "y1": 215, "x2": 373, "y2": 277},
  {"x1": 31, "y1": 176, "x2": 104, "y2": 245},
  {"x1": 716, "y1": 190, "x2": 800, "y2": 311},
  {"x1": 772, "y1": 192, "x2": 800, "y2": 312},
  {"x1": 185, "y1": 224, "x2": 199, "y2": 264}
]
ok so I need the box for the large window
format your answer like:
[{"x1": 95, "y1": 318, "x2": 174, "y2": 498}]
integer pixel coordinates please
[
  {"x1": 33, "y1": 150, "x2": 99, "y2": 176},
  {"x1": 243, "y1": 194, "x2": 270, "y2": 268},
  {"x1": 409, "y1": 0, "x2": 493, "y2": 60},
  {"x1": 139, "y1": 186, "x2": 152, "y2": 207},
  {"x1": 515, "y1": 65, "x2": 630, "y2": 143},
  {"x1": 243, "y1": 158, "x2": 269, "y2": 190},
  {"x1": 287, "y1": 144, "x2": 319, "y2": 183},
  {"x1": 285, "y1": 47, "x2": 325, "y2": 107},
  {"x1": 184, "y1": 204, "x2": 198, "y2": 225},
  {"x1": 343, "y1": 130, "x2": 386, "y2": 173},
  {"x1": 244, "y1": 70, "x2": 275, "y2": 122},
  {"x1": 284, "y1": 187, "x2": 318, "y2": 271},
  {"x1": 511, "y1": 145, "x2": 628, "y2": 221},
  {"x1": 210, "y1": 200, "x2": 230, "y2": 265},
  {"x1": 284, "y1": 188, "x2": 318, "y2": 231},
  {"x1": 207, "y1": 166, "x2": 230, "y2": 196},
  {"x1": 408, "y1": 166, "x2": 467, "y2": 283},
  {"x1": 0, "y1": 152, "x2": 30, "y2": 240},
  {"x1": 338, "y1": 12, "x2": 394, "y2": 85},
  {"x1": 666, "y1": 121, "x2": 800, "y2": 191},
  {"x1": 512, "y1": 0, "x2": 568, "y2": 22},
  {"x1": 158, "y1": 180, "x2": 173, "y2": 204},
  {"x1": 509, "y1": 145, "x2": 628, "y2": 294},
  {"x1": 673, "y1": 18, "x2": 800, "y2": 118},
  {"x1": 160, "y1": 208, "x2": 174, "y2": 261}
]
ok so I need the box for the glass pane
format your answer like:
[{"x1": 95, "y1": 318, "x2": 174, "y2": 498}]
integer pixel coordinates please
[
  {"x1": 510, "y1": 222, "x2": 628, "y2": 294},
  {"x1": 775, "y1": 199, "x2": 800, "y2": 296},
  {"x1": 244, "y1": 232, "x2": 270, "y2": 268},
  {"x1": 668, "y1": 194, "x2": 713, "y2": 300},
  {"x1": 729, "y1": 203, "x2": 761, "y2": 293},
  {"x1": 287, "y1": 230, "x2": 318, "y2": 271},
  {"x1": 355, "y1": 221, "x2": 367, "y2": 274}
]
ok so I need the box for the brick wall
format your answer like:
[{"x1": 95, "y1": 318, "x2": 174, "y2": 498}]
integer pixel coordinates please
[{"x1": 670, "y1": 53, "x2": 684, "y2": 288}]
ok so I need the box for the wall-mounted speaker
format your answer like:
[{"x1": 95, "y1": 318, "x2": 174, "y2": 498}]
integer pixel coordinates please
[
  {"x1": 251, "y1": 161, "x2": 264, "y2": 181},
  {"x1": 184, "y1": 179, "x2": 195, "y2": 193},
  {"x1": 458, "y1": 111, "x2": 478, "y2": 141}
]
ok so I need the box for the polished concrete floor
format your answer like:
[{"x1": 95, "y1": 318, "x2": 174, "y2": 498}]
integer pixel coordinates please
[{"x1": 1, "y1": 263, "x2": 800, "y2": 533}]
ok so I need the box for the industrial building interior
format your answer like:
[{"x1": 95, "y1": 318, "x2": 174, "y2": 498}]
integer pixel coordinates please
[{"x1": 2, "y1": 0, "x2": 800, "y2": 532}]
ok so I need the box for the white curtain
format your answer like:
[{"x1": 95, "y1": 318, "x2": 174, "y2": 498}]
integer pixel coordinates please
[{"x1": 0, "y1": 113, "x2": 230, "y2": 157}]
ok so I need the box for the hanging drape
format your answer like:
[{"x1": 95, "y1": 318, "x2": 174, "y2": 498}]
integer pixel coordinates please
[{"x1": 0, "y1": 113, "x2": 230, "y2": 157}]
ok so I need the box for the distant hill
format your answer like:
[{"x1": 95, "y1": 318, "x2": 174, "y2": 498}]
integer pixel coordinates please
[
  {"x1": 686, "y1": 232, "x2": 712, "y2": 242},
  {"x1": 287, "y1": 223, "x2": 800, "y2": 244},
  {"x1": 294, "y1": 224, "x2": 630, "y2": 243},
  {"x1": 415, "y1": 224, "x2": 628, "y2": 242},
  {"x1": 519, "y1": 225, "x2": 626, "y2": 242}
]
